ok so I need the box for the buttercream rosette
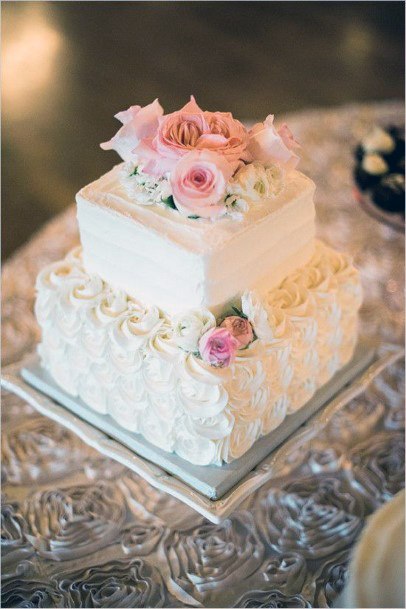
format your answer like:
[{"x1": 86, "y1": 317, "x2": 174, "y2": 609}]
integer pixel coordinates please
[{"x1": 35, "y1": 241, "x2": 361, "y2": 466}]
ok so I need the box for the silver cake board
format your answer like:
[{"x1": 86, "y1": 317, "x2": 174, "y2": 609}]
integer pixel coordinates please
[
  {"x1": 2, "y1": 343, "x2": 403, "y2": 523},
  {"x1": 18, "y1": 343, "x2": 375, "y2": 500}
]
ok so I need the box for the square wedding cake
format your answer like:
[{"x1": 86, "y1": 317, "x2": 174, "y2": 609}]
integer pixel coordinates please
[{"x1": 35, "y1": 97, "x2": 362, "y2": 466}]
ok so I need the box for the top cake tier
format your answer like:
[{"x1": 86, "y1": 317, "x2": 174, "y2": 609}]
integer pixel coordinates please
[
  {"x1": 76, "y1": 97, "x2": 316, "y2": 314},
  {"x1": 77, "y1": 165, "x2": 315, "y2": 314}
]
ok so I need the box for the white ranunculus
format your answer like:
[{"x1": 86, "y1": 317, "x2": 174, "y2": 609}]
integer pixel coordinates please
[
  {"x1": 172, "y1": 308, "x2": 216, "y2": 353},
  {"x1": 265, "y1": 163, "x2": 285, "y2": 197},
  {"x1": 229, "y1": 161, "x2": 286, "y2": 206},
  {"x1": 230, "y1": 162, "x2": 270, "y2": 202},
  {"x1": 241, "y1": 290, "x2": 273, "y2": 342}
]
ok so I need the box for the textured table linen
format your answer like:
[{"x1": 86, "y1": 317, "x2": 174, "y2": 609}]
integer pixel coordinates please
[{"x1": 2, "y1": 101, "x2": 404, "y2": 608}]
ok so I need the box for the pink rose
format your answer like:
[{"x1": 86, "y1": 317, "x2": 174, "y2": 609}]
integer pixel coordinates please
[
  {"x1": 199, "y1": 327, "x2": 239, "y2": 368},
  {"x1": 100, "y1": 99, "x2": 163, "y2": 162},
  {"x1": 155, "y1": 96, "x2": 209, "y2": 160},
  {"x1": 134, "y1": 96, "x2": 249, "y2": 176},
  {"x1": 196, "y1": 111, "x2": 250, "y2": 167},
  {"x1": 220, "y1": 316, "x2": 254, "y2": 348},
  {"x1": 170, "y1": 149, "x2": 233, "y2": 219},
  {"x1": 248, "y1": 114, "x2": 300, "y2": 170}
]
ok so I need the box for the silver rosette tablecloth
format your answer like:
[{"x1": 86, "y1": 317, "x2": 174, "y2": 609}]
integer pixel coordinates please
[{"x1": 2, "y1": 101, "x2": 405, "y2": 608}]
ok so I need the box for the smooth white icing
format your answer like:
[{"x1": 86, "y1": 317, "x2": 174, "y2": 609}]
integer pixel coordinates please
[
  {"x1": 36, "y1": 240, "x2": 361, "y2": 466},
  {"x1": 76, "y1": 163, "x2": 316, "y2": 314}
]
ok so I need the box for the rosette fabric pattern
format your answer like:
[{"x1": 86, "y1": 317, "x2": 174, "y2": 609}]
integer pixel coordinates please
[{"x1": 35, "y1": 241, "x2": 361, "y2": 466}]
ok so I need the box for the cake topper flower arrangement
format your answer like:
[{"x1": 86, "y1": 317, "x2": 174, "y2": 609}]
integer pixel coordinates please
[{"x1": 101, "y1": 96, "x2": 300, "y2": 220}]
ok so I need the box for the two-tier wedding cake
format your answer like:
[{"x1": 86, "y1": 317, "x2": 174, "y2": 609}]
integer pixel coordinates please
[{"x1": 35, "y1": 97, "x2": 362, "y2": 466}]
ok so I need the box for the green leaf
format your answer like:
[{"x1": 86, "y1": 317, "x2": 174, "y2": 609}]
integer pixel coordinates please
[
  {"x1": 231, "y1": 306, "x2": 248, "y2": 319},
  {"x1": 188, "y1": 215, "x2": 200, "y2": 220},
  {"x1": 130, "y1": 166, "x2": 139, "y2": 176},
  {"x1": 161, "y1": 195, "x2": 177, "y2": 209}
]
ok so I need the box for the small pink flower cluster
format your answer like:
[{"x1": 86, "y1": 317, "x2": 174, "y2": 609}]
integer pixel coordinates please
[
  {"x1": 101, "y1": 97, "x2": 300, "y2": 219},
  {"x1": 198, "y1": 315, "x2": 254, "y2": 368}
]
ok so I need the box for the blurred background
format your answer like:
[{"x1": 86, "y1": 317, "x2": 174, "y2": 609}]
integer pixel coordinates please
[{"x1": 2, "y1": 1, "x2": 404, "y2": 260}]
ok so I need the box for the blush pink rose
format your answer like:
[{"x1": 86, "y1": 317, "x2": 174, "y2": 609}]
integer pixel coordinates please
[
  {"x1": 170, "y1": 149, "x2": 234, "y2": 219},
  {"x1": 134, "y1": 96, "x2": 249, "y2": 176},
  {"x1": 100, "y1": 99, "x2": 163, "y2": 162},
  {"x1": 155, "y1": 96, "x2": 209, "y2": 159},
  {"x1": 197, "y1": 111, "x2": 250, "y2": 167},
  {"x1": 199, "y1": 327, "x2": 239, "y2": 368},
  {"x1": 220, "y1": 316, "x2": 254, "y2": 348},
  {"x1": 248, "y1": 114, "x2": 300, "y2": 170}
]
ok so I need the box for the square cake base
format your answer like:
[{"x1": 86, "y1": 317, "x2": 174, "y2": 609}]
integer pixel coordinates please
[{"x1": 20, "y1": 342, "x2": 374, "y2": 500}]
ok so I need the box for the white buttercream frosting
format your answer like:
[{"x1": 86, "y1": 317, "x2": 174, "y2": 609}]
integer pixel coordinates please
[
  {"x1": 172, "y1": 309, "x2": 216, "y2": 352},
  {"x1": 36, "y1": 240, "x2": 361, "y2": 466},
  {"x1": 76, "y1": 163, "x2": 316, "y2": 314}
]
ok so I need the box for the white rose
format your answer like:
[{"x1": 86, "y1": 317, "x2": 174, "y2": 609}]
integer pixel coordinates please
[
  {"x1": 241, "y1": 290, "x2": 273, "y2": 342},
  {"x1": 265, "y1": 163, "x2": 285, "y2": 197},
  {"x1": 229, "y1": 162, "x2": 285, "y2": 203},
  {"x1": 230, "y1": 162, "x2": 270, "y2": 202},
  {"x1": 172, "y1": 308, "x2": 216, "y2": 353}
]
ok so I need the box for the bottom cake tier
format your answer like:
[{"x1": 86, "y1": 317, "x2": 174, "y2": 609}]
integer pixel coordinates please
[{"x1": 35, "y1": 240, "x2": 362, "y2": 466}]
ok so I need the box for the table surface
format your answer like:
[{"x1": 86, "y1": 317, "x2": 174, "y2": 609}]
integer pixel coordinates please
[{"x1": 2, "y1": 101, "x2": 405, "y2": 608}]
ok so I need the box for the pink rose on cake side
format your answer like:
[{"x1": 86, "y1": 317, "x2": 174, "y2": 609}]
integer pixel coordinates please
[
  {"x1": 170, "y1": 149, "x2": 233, "y2": 218},
  {"x1": 134, "y1": 96, "x2": 250, "y2": 176},
  {"x1": 199, "y1": 327, "x2": 239, "y2": 368},
  {"x1": 248, "y1": 114, "x2": 300, "y2": 169},
  {"x1": 100, "y1": 99, "x2": 163, "y2": 162},
  {"x1": 220, "y1": 316, "x2": 254, "y2": 348}
]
